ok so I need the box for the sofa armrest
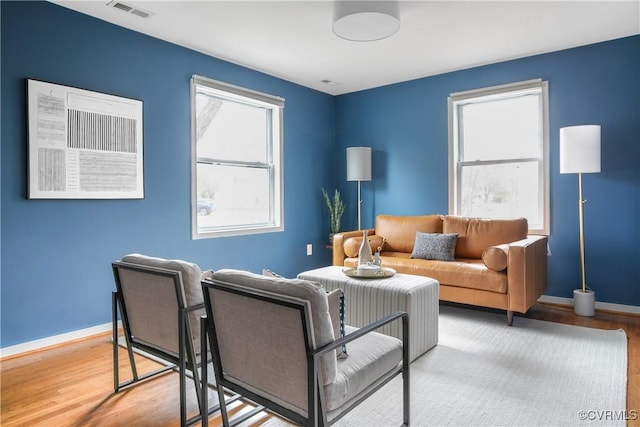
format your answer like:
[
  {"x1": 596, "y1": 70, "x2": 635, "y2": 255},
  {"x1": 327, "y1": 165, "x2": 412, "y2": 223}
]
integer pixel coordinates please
[
  {"x1": 332, "y1": 228, "x2": 376, "y2": 266},
  {"x1": 507, "y1": 235, "x2": 548, "y2": 313}
]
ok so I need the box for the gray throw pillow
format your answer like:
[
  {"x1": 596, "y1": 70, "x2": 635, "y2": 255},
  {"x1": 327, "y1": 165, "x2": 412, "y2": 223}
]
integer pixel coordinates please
[{"x1": 410, "y1": 232, "x2": 458, "y2": 261}]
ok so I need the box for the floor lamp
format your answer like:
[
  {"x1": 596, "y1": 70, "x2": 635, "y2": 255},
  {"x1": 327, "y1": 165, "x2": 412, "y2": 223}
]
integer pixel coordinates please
[
  {"x1": 559, "y1": 125, "x2": 601, "y2": 317},
  {"x1": 346, "y1": 147, "x2": 372, "y2": 230}
]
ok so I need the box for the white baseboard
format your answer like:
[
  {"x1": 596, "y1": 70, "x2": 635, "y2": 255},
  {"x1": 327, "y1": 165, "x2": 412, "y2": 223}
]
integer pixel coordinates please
[
  {"x1": 0, "y1": 321, "x2": 119, "y2": 359},
  {"x1": 538, "y1": 295, "x2": 640, "y2": 315}
]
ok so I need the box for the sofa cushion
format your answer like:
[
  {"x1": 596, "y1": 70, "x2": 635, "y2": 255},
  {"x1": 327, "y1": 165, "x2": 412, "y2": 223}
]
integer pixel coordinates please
[
  {"x1": 364, "y1": 253, "x2": 508, "y2": 294},
  {"x1": 410, "y1": 232, "x2": 458, "y2": 261},
  {"x1": 443, "y1": 216, "x2": 528, "y2": 259},
  {"x1": 343, "y1": 235, "x2": 385, "y2": 258},
  {"x1": 375, "y1": 214, "x2": 443, "y2": 253},
  {"x1": 482, "y1": 244, "x2": 509, "y2": 271}
]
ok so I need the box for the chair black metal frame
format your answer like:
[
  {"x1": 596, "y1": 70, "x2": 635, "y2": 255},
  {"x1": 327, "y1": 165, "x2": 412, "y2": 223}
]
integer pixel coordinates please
[
  {"x1": 112, "y1": 261, "x2": 241, "y2": 426},
  {"x1": 200, "y1": 278, "x2": 410, "y2": 427}
]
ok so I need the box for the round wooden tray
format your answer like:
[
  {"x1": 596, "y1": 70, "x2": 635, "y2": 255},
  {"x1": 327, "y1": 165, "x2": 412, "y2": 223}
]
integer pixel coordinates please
[{"x1": 342, "y1": 267, "x2": 396, "y2": 279}]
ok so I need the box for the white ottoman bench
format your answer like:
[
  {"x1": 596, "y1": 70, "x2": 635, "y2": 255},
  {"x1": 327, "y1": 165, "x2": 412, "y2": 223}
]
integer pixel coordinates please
[{"x1": 298, "y1": 265, "x2": 439, "y2": 361}]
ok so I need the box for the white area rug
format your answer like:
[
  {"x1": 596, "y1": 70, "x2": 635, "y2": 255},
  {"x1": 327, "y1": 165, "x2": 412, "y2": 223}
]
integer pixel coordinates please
[{"x1": 336, "y1": 305, "x2": 628, "y2": 427}]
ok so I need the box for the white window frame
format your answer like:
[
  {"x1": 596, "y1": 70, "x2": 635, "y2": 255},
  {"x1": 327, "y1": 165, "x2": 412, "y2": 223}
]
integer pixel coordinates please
[
  {"x1": 448, "y1": 79, "x2": 550, "y2": 235},
  {"x1": 191, "y1": 75, "x2": 284, "y2": 239}
]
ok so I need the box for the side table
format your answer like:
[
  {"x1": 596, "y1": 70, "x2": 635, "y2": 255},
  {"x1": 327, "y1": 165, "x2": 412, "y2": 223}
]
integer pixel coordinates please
[{"x1": 298, "y1": 265, "x2": 439, "y2": 361}]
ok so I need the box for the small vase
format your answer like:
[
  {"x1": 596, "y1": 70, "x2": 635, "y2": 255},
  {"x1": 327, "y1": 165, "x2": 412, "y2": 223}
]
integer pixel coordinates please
[
  {"x1": 374, "y1": 250, "x2": 381, "y2": 266},
  {"x1": 358, "y1": 229, "x2": 373, "y2": 266}
]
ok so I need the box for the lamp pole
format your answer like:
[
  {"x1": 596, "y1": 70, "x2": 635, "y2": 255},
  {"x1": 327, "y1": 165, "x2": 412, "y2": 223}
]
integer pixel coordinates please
[
  {"x1": 577, "y1": 172, "x2": 587, "y2": 293},
  {"x1": 357, "y1": 179, "x2": 362, "y2": 230}
]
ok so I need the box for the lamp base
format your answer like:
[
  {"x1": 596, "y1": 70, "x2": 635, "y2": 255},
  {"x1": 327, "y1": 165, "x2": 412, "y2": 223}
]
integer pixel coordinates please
[{"x1": 573, "y1": 289, "x2": 595, "y2": 317}]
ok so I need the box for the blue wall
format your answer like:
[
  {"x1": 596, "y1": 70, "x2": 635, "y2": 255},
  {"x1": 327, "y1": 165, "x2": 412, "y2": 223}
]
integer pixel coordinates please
[
  {"x1": 335, "y1": 35, "x2": 640, "y2": 307},
  {"x1": 2, "y1": 2, "x2": 638, "y2": 348},
  {"x1": 1, "y1": 2, "x2": 335, "y2": 347}
]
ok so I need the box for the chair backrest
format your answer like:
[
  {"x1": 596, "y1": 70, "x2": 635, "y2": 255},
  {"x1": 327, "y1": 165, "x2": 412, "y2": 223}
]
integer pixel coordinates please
[
  {"x1": 113, "y1": 254, "x2": 205, "y2": 359},
  {"x1": 202, "y1": 269, "x2": 337, "y2": 419}
]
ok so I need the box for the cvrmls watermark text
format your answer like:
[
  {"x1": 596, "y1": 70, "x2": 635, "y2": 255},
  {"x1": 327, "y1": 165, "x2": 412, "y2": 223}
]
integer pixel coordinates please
[{"x1": 578, "y1": 410, "x2": 637, "y2": 421}]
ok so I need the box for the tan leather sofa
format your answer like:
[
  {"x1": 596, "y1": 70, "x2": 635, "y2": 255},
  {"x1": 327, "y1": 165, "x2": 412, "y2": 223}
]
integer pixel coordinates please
[{"x1": 332, "y1": 214, "x2": 548, "y2": 325}]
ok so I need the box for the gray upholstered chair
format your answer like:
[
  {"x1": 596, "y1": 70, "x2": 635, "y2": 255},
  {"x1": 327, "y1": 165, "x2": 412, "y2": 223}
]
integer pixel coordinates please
[
  {"x1": 200, "y1": 269, "x2": 410, "y2": 427},
  {"x1": 112, "y1": 254, "x2": 258, "y2": 426}
]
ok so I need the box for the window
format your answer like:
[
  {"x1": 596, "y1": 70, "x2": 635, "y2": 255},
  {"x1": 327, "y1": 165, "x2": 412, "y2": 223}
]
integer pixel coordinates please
[
  {"x1": 448, "y1": 79, "x2": 549, "y2": 234},
  {"x1": 191, "y1": 75, "x2": 284, "y2": 238}
]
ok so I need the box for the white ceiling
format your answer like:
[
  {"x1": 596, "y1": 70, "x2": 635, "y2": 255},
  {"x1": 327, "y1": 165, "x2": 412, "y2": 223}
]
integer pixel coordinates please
[{"x1": 52, "y1": 1, "x2": 640, "y2": 95}]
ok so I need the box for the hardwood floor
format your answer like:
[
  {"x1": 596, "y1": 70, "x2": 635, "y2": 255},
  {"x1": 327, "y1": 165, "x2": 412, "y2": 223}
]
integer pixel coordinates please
[{"x1": 1, "y1": 303, "x2": 638, "y2": 427}]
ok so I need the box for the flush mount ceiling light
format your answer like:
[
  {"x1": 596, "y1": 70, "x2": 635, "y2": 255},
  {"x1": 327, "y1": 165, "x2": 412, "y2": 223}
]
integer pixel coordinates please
[{"x1": 333, "y1": 1, "x2": 400, "y2": 42}]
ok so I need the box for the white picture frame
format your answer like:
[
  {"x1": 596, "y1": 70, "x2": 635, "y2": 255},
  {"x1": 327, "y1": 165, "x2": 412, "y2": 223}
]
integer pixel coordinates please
[{"x1": 27, "y1": 79, "x2": 144, "y2": 199}]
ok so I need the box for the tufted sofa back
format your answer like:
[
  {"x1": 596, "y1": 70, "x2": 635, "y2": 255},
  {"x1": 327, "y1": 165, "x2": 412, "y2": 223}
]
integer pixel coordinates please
[
  {"x1": 375, "y1": 214, "x2": 443, "y2": 253},
  {"x1": 442, "y1": 215, "x2": 528, "y2": 259}
]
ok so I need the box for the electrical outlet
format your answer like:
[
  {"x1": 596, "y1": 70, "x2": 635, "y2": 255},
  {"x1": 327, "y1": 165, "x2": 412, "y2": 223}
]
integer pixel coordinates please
[{"x1": 306, "y1": 244, "x2": 313, "y2": 256}]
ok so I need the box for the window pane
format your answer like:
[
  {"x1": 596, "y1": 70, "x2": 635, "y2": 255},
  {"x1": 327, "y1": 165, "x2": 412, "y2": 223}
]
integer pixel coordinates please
[
  {"x1": 197, "y1": 163, "x2": 271, "y2": 231},
  {"x1": 460, "y1": 94, "x2": 541, "y2": 161},
  {"x1": 449, "y1": 81, "x2": 548, "y2": 234},
  {"x1": 460, "y1": 162, "x2": 541, "y2": 227},
  {"x1": 196, "y1": 92, "x2": 268, "y2": 163},
  {"x1": 192, "y1": 76, "x2": 284, "y2": 239}
]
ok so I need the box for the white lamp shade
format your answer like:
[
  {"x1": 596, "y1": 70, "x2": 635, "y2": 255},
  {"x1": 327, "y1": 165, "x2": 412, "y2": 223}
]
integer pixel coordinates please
[
  {"x1": 333, "y1": 1, "x2": 400, "y2": 42},
  {"x1": 559, "y1": 125, "x2": 601, "y2": 174},
  {"x1": 347, "y1": 147, "x2": 372, "y2": 181}
]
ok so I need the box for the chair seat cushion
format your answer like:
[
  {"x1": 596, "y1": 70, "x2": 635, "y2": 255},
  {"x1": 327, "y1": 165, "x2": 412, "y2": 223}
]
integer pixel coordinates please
[{"x1": 324, "y1": 326, "x2": 403, "y2": 413}]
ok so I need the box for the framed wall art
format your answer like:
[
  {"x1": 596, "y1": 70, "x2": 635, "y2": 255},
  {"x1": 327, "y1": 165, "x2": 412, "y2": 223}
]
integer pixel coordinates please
[{"x1": 27, "y1": 79, "x2": 144, "y2": 199}]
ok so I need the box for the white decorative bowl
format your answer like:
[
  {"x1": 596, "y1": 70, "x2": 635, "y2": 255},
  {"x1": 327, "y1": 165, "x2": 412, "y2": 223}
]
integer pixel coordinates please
[{"x1": 357, "y1": 264, "x2": 381, "y2": 277}]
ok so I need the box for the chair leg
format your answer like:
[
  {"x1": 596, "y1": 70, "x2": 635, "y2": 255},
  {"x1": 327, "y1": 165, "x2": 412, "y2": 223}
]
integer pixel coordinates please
[
  {"x1": 217, "y1": 383, "x2": 230, "y2": 427},
  {"x1": 402, "y1": 368, "x2": 410, "y2": 427},
  {"x1": 113, "y1": 291, "x2": 139, "y2": 392},
  {"x1": 199, "y1": 315, "x2": 264, "y2": 427},
  {"x1": 204, "y1": 314, "x2": 230, "y2": 427},
  {"x1": 188, "y1": 328, "x2": 203, "y2": 418},
  {"x1": 192, "y1": 363, "x2": 203, "y2": 415},
  {"x1": 507, "y1": 310, "x2": 514, "y2": 326},
  {"x1": 112, "y1": 292, "x2": 119, "y2": 392},
  {"x1": 200, "y1": 315, "x2": 238, "y2": 427},
  {"x1": 179, "y1": 312, "x2": 187, "y2": 427},
  {"x1": 201, "y1": 317, "x2": 209, "y2": 427},
  {"x1": 402, "y1": 314, "x2": 410, "y2": 427}
]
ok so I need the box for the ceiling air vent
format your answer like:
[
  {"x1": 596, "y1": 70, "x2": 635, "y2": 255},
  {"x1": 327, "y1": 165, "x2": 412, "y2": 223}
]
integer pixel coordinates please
[{"x1": 107, "y1": 1, "x2": 153, "y2": 19}]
